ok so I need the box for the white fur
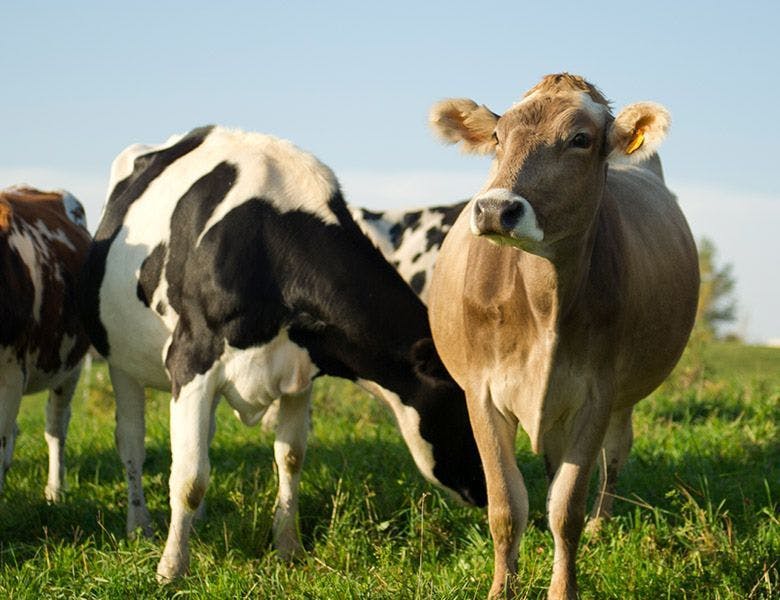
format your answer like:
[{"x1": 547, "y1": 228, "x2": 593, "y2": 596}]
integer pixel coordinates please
[
  {"x1": 59, "y1": 190, "x2": 87, "y2": 229},
  {"x1": 7, "y1": 229, "x2": 43, "y2": 320},
  {"x1": 197, "y1": 129, "x2": 340, "y2": 238},
  {"x1": 220, "y1": 333, "x2": 318, "y2": 426}
]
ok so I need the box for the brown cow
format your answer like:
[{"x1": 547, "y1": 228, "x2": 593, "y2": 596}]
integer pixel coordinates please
[
  {"x1": 427, "y1": 74, "x2": 698, "y2": 599},
  {"x1": 0, "y1": 186, "x2": 90, "y2": 501}
]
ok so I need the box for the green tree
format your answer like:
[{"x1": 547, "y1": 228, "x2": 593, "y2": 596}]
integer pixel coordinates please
[{"x1": 695, "y1": 237, "x2": 737, "y2": 340}]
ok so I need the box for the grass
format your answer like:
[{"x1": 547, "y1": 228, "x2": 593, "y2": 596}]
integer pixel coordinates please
[{"x1": 0, "y1": 341, "x2": 777, "y2": 598}]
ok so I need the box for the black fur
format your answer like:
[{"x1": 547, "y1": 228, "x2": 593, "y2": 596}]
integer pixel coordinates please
[
  {"x1": 410, "y1": 271, "x2": 426, "y2": 296},
  {"x1": 136, "y1": 243, "x2": 166, "y2": 307}
]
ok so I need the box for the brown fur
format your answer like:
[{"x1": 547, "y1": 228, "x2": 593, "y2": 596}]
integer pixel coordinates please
[
  {"x1": 0, "y1": 186, "x2": 91, "y2": 373},
  {"x1": 428, "y1": 74, "x2": 698, "y2": 599}
]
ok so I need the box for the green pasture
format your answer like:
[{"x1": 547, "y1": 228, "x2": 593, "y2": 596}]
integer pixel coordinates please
[{"x1": 0, "y1": 342, "x2": 777, "y2": 598}]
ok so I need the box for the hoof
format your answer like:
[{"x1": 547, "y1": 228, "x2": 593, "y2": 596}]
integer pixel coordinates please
[
  {"x1": 584, "y1": 516, "x2": 608, "y2": 538},
  {"x1": 275, "y1": 537, "x2": 305, "y2": 563},
  {"x1": 44, "y1": 485, "x2": 63, "y2": 504},
  {"x1": 156, "y1": 556, "x2": 187, "y2": 583}
]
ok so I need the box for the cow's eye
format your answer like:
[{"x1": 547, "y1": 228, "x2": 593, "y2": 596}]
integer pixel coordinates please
[
  {"x1": 570, "y1": 132, "x2": 592, "y2": 149},
  {"x1": 492, "y1": 131, "x2": 500, "y2": 144}
]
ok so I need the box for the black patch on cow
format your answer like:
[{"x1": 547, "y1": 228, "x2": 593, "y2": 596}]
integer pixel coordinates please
[
  {"x1": 425, "y1": 226, "x2": 447, "y2": 252},
  {"x1": 360, "y1": 208, "x2": 384, "y2": 221},
  {"x1": 388, "y1": 223, "x2": 404, "y2": 250},
  {"x1": 412, "y1": 252, "x2": 422, "y2": 263},
  {"x1": 136, "y1": 243, "x2": 167, "y2": 307},
  {"x1": 434, "y1": 200, "x2": 468, "y2": 228},
  {"x1": 155, "y1": 300, "x2": 167, "y2": 316},
  {"x1": 165, "y1": 161, "x2": 238, "y2": 317},
  {"x1": 82, "y1": 125, "x2": 214, "y2": 356},
  {"x1": 409, "y1": 271, "x2": 426, "y2": 296},
  {"x1": 403, "y1": 210, "x2": 422, "y2": 231}
]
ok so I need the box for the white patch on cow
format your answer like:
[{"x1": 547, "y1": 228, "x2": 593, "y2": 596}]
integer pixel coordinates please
[
  {"x1": 197, "y1": 129, "x2": 340, "y2": 242},
  {"x1": 32, "y1": 219, "x2": 77, "y2": 252},
  {"x1": 7, "y1": 228, "x2": 44, "y2": 321},
  {"x1": 58, "y1": 190, "x2": 87, "y2": 229},
  {"x1": 471, "y1": 188, "x2": 544, "y2": 243},
  {"x1": 219, "y1": 330, "x2": 319, "y2": 426},
  {"x1": 356, "y1": 379, "x2": 437, "y2": 484},
  {"x1": 576, "y1": 91, "x2": 608, "y2": 125},
  {"x1": 99, "y1": 231, "x2": 172, "y2": 388}
]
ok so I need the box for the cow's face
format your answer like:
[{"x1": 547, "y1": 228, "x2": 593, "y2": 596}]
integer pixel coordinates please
[{"x1": 430, "y1": 73, "x2": 670, "y2": 257}]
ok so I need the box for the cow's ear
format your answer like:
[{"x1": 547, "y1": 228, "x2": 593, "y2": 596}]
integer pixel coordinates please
[
  {"x1": 430, "y1": 99, "x2": 500, "y2": 155},
  {"x1": 607, "y1": 102, "x2": 670, "y2": 165},
  {"x1": 411, "y1": 338, "x2": 449, "y2": 383}
]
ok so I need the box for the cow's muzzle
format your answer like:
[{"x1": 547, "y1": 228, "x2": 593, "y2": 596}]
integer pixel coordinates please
[{"x1": 470, "y1": 189, "x2": 543, "y2": 243}]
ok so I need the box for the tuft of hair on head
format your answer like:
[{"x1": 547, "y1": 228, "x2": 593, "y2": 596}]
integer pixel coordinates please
[
  {"x1": 429, "y1": 99, "x2": 500, "y2": 155},
  {"x1": 524, "y1": 72, "x2": 611, "y2": 108}
]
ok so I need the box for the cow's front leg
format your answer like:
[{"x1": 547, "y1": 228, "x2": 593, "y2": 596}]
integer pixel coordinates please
[
  {"x1": 468, "y1": 385, "x2": 528, "y2": 599},
  {"x1": 44, "y1": 365, "x2": 81, "y2": 502},
  {"x1": 0, "y1": 367, "x2": 24, "y2": 496},
  {"x1": 110, "y1": 365, "x2": 153, "y2": 538},
  {"x1": 272, "y1": 387, "x2": 311, "y2": 560},
  {"x1": 157, "y1": 373, "x2": 217, "y2": 582},
  {"x1": 545, "y1": 396, "x2": 610, "y2": 600},
  {"x1": 587, "y1": 406, "x2": 633, "y2": 534}
]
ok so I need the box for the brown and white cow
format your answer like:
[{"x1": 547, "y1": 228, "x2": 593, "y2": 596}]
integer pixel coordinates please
[
  {"x1": 427, "y1": 74, "x2": 699, "y2": 598},
  {"x1": 0, "y1": 186, "x2": 90, "y2": 501}
]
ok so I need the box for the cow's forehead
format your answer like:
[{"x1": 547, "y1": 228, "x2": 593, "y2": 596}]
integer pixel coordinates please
[
  {"x1": 500, "y1": 74, "x2": 611, "y2": 131},
  {"x1": 502, "y1": 89, "x2": 609, "y2": 137}
]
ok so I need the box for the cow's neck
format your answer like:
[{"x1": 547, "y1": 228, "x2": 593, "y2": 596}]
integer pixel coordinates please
[{"x1": 540, "y1": 209, "x2": 601, "y2": 324}]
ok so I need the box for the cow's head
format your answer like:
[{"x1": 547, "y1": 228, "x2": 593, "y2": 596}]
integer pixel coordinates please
[{"x1": 430, "y1": 73, "x2": 670, "y2": 257}]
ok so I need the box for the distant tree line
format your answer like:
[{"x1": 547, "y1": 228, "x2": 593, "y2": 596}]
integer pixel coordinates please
[{"x1": 694, "y1": 236, "x2": 737, "y2": 341}]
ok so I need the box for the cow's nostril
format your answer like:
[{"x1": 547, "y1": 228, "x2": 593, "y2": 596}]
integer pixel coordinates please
[{"x1": 500, "y1": 201, "x2": 524, "y2": 231}]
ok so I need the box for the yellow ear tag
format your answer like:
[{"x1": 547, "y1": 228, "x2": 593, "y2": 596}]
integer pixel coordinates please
[{"x1": 626, "y1": 129, "x2": 645, "y2": 155}]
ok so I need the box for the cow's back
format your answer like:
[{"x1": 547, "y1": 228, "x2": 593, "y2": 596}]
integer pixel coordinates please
[{"x1": 84, "y1": 126, "x2": 360, "y2": 389}]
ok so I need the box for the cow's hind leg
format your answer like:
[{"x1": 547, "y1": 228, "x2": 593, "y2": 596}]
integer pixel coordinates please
[
  {"x1": 44, "y1": 365, "x2": 81, "y2": 502},
  {"x1": 0, "y1": 367, "x2": 24, "y2": 496},
  {"x1": 544, "y1": 394, "x2": 610, "y2": 600},
  {"x1": 110, "y1": 365, "x2": 154, "y2": 538},
  {"x1": 272, "y1": 387, "x2": 311, "y2": 560},
  {"x1": 193, "y1": 397, "x2": 219, "y2": 522},
  {"x1": 157, "y1": 370, "x2": 218, "y2": 582},
  {"x1": 469, "y1": 385, "x2": 528, "y2": 599},
  {"x1": 587, "y1": 406, "x2": 633, "y2": 534}
]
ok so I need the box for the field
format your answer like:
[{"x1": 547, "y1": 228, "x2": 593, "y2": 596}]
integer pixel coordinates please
[{"x1": 0, "y1": 342, "x2": 777, "y2": 599}]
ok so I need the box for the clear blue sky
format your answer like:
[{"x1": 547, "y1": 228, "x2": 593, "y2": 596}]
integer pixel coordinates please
[{"x1": 2, "y1": 1, "x2": 779, "y2": 343}]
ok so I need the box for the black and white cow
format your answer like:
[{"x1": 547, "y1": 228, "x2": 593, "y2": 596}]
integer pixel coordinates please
[
  {"x1": 349, "y1": 202, "x2": 467, "y2": 303},
  {"x1": 0, "y1": 186, "x2": 90, "y2": 501},
  {"x1": 81, "y1": 125, "x2": 486, "y2": 581},
  {"x1": 259, "y1": 200, "x2": 468, "y2": 433}
]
